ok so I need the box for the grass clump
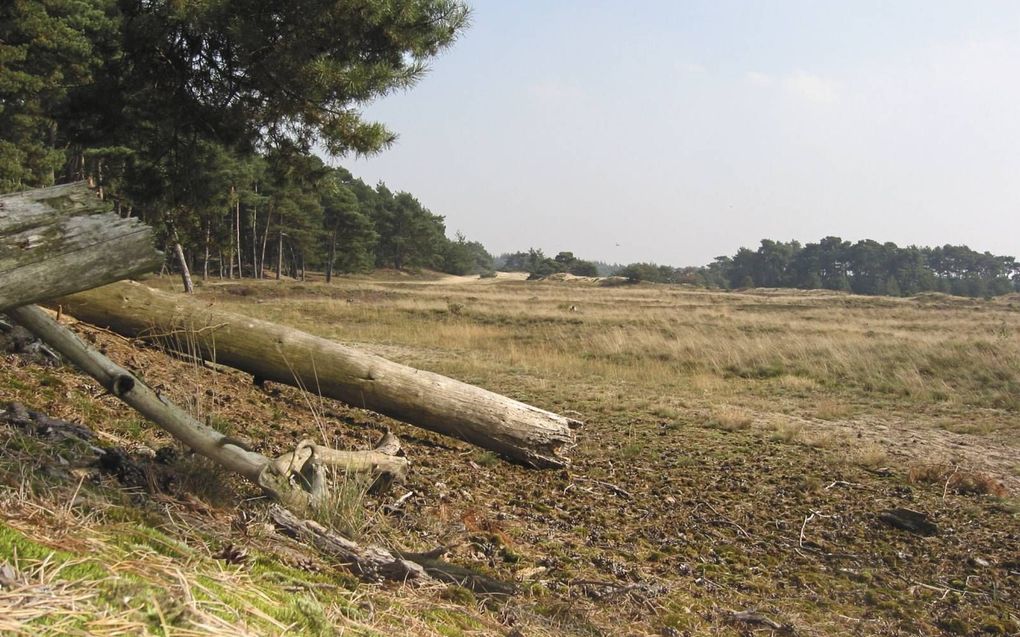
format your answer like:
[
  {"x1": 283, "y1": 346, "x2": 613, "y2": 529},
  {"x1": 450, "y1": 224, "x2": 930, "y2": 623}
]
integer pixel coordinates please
[
  {"x1": 707, "y1": 407, "x2": 753, "y2": 432},
  {"x1": 908, "y1": 463, "x2": 1008, "y2": 497}
]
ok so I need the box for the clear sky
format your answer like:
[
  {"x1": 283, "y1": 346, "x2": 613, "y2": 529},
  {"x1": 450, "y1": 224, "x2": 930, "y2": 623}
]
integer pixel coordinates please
[{"x1": 342, "y1": 0, "x2": 1020, "y2": 266}]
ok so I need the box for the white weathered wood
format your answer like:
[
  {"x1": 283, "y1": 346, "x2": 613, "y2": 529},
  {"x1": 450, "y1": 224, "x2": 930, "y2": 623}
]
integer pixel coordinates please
[
  {"x1": 6, "y1": 305, "x2": 409, "y2": 505},
  {"x1": 269, "y1": 505, "x2": 430, "y2": 582},
  {"x1": 273, "y1": 436, "x2": 410, "y2": 486},
  {"x1": 6, "y1": 304, "x2": 268, "y2": 481},
  {"x1": 0, "y1": 182, "x2": 163, "y2": 311},
  {"x1": 56, "y1": 281, "x2": 580, "y2": 468}
]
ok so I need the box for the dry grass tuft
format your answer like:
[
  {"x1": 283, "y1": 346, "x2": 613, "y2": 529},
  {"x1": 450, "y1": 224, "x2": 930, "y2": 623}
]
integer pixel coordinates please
[
  {"x1": 811, "y1": 398, "x2": 854, "y2": 421},
  {"x1": 849, "y1": 443, "x2": 890, "y2": 469},
  {"x1": 800, "y1": 430, "x2": 840, "y2": 449},
  {"x1": 707, "y1": 407, "x2": 753, "y2": 431},
  {"x1": 908, "y1": 463, "x2": 1009, "y2": 497},
  {"x1": 309, "y1": 468, "x2": 374, "y2": 540},
  {"x1": 769, "y1": 421, "x2": 805, "y2": 443}
]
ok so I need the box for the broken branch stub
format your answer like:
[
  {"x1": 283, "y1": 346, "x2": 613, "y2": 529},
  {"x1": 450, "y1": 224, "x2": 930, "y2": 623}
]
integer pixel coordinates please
[
  {"x1": 272, "y1": 432, "x2": 410, "y2": 493},
  {"x1": 56, "y1": 280, "x2": 580, "y2": 468}
]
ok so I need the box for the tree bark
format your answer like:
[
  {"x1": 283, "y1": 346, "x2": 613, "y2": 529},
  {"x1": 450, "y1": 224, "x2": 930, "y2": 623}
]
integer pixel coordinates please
[
  {"x1": 260, "y1": 207, "x2": 271, "y2": 280},
  {"x1": 56, "y1": 281, "x2": 580, "y2": 468},
  {"x1": 227, "y1": 203, "x2": 234, "y2": 277},
  {"x1": 325, "y1": 226, "x2": 337, "y2": 283},
  {"x1": 269, "y1": 506, "x2": 516, "y2": 592},
  {"x1": 172, "y1": 239, "x2": 194, "y2": 294},
  {"x1": 203, "y1": 221, "x2": 210, "y2": 281},
  {"x1": 0, "y1": 182, "x2": 163, "y2": 312},
  {"x1": 251, "y1": 207, "x2": 258, "y2": 279},
  {"x1": 269, "y1": 506, "x2": 428, "y2": 583},
  {"x1": 276, "y1": 232, "x2": 283, "y2": 280},
  {"x1": 235, "y1": 196, "x2": 243, "y2": 278},
  {"x1": 6, "y1": 304, "x2": 409, "y2": 495}
]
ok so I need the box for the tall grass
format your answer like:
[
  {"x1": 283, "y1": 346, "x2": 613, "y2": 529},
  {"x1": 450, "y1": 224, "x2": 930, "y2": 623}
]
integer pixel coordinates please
[{"x1": 196, "y1": 279, "x2": 1020, "y2": 411}]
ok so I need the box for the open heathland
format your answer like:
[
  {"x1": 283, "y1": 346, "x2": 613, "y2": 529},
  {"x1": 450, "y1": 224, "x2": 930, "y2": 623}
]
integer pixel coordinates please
[{"x1": 1, "y1": 272, "x2": 1018, "y2": 636}]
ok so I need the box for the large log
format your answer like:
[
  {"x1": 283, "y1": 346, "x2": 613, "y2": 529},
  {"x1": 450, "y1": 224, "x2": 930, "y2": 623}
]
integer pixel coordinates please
[
  {"x1": 6, "y1": 305, "x2": 410, "y2": 500},
  {"x1": 56, "y1": 281, "x2": 580, "y2": 468},
  {"x1": 0, "y1": 182, "x2": 163, "y2": 311}
]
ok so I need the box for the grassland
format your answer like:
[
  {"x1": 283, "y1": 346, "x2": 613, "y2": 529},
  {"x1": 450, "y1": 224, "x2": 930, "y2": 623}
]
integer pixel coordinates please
[{"x1": 1, "y1": 272, "x2": 1018, "y2": 635}]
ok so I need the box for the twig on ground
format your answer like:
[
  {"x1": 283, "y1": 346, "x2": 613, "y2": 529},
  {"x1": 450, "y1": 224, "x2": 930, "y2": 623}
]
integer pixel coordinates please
[
  {"x1": 574, "y1": 476, "x2": 633, "y2": 500},
  {"x1": 824, "y1": 480, "x2": 860, "y2": 490},
  {"x1": 727, "y1": 609, "x2": 794, "y2": 634},
  {"x1": 942, "y1": 464, "x2": 960, "y2": 501},
  {"x1": 799, "y1": 510, "x2": 835, "y2": 548},
  {"x1": 703, "y1": 501, "x2": 751, "y2": 539}
]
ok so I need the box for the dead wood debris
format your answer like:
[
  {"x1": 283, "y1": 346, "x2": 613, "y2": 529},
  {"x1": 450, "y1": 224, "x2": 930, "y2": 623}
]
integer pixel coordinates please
[
  {"x1": 727, "y1": 609, "x2": 796, "y2": 634},
  {"x1": 269, "y1": 505, "x2": 516, "y2": 594},
  {"x1": 878, "y1": 507, "x2": 938, "y2": 537}
]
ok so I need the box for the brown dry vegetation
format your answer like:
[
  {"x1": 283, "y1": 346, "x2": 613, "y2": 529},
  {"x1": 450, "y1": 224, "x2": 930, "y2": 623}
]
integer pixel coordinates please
[{"x1": 1, "y1": 273, "x2": 1018, "y2": 636}]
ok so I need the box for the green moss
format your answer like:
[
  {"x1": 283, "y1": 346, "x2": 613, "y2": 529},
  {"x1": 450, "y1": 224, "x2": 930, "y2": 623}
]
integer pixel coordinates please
[
  {"x1": 278, "y1": 595, "x2": 332, "y2": 637},
  {"x1": 470, "y1": 450, "x2": 500, "y2": 467},
  {"x1": 106, "y1": 523, "x2": 196, "y2": 560},
  {"x1": 439, "y1": 584, "x2": 476, "y2": 606},
  {"x1": 425, "y1": 609, "x2": 485, "y2": 637},
  {"x1": 0, "y1": 522, "x2": 108, "y2": 581},
  {"x1": 939, "y1": 617, "x2": 970, "y2": 635}
]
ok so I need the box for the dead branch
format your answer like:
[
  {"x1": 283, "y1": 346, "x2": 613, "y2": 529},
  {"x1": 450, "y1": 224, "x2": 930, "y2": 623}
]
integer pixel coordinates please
[
  {"x1": 268, "y1": 506, "x2": 516, "y2": 594},
  {"x1": 269, "y1": 505, "x2": 426, "y2": 583},
  {"x1": 57, "y1": 280, "x2": 580, "y2": 468},
  {"x1": 727, "y1": 609, "x2": 794, "y2": 634},
  {"x1": 6, "y1": 305, "x2": 406, "y2": 512}
]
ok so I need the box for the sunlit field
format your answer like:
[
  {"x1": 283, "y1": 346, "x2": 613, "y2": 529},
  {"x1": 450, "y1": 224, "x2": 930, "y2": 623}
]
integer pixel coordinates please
[{"x1": 2, "y1": 273, "x2": 1018, "y2": 636}]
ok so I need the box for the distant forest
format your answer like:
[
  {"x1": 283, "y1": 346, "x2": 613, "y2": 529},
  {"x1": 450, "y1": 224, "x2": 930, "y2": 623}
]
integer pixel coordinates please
[
  {"x1": 6, "y1": 7, "x2": 1016, "y2": 298},
  {"x1": 0, "y1": 0, "x2": 480, "y2": 284},
  {"x1": 615, "y1": 238, "x2": 1020, "y2": 298},
  {"x1": 495, "y1": 250, "x2": 619, "y2": 278}
]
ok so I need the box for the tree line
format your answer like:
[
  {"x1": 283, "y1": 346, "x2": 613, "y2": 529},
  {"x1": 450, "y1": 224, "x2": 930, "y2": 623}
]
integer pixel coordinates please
[
  {"x1": 1, "y1": 0, "x2": 476, "y2": 283},
  {"x1": 495, "y1": 249, "x2": 609, "y2": 278},
  {"x1": 616, "y1": 237, "x2": 1020, "y2": 298}
]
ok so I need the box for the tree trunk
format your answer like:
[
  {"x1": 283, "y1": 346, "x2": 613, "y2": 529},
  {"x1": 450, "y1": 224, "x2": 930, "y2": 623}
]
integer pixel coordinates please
[
  {"x1": 227, "y1": 207, "x2": 234, "y2": 279},
  {"x1": 56, "y1": 281, "x2": 580, "y2": 468},
  {"x1": 8, "y1": 304, "x2": 266, "y2": 481},
  {"x1": 325, "y1": 227, "x2": 337, "y2": 283},
  {"x1": 276, "y1": 232, "x2": 283, "y2": 280},
  {"x1": 172, "y1": 238, "x2": 195, "y2": 294},
  {"x1": 268, "y1": 506, "x2": 428, "y2": 583},
  {"x1": 251, "y1": 207, "x2": 259, "y2": 280},
  {"x1": 0, "y1": 182, "x2": 163, "y2": 312},
  {"x1": 260, "y1": 208, "x2": 272, "y2": 280},
  {"x1": 235, "y1": 197, "x2": 243, "y2": 278},
  {"x1": 203, "y1": 221, "x2": 210, "y2": 281},
  {"x1": 7, "y1": 304, "x2": 410, "y2": 502}
]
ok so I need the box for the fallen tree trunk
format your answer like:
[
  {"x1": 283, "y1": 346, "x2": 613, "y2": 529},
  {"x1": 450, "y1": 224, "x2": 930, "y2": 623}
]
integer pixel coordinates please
[
  {"x1": 6, "y1": 305, "x2": 268, "y2": 481},
  {"x1": 7, "y1": 305, "x2": 509, "y2": 589},
  {"x1": 270, "y1": 506, "x2": 516, "y2": 592},
  {"x1": 0, "y1": 182, "x2": 163, "y2": 312},
  {"x1": 269, "y1": 506, "x2": 428, "y2": 583},
  {"x1": 56, "y1": 280, "x2": 579, "y2": 468},
  {"x1": 5, "y1": 305, "x2": 408, "y2": 504}
]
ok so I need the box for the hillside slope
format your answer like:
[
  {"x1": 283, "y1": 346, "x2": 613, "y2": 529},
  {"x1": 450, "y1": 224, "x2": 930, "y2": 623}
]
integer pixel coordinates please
[{"x1": 1, "y1": 276, "x2": 1018, "y2": 636}]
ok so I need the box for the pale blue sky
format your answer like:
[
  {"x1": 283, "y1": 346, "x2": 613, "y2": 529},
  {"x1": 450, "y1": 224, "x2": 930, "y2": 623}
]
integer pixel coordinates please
[{"x1": 344, "y1": 1, "x2": 1020, "y2": 266}]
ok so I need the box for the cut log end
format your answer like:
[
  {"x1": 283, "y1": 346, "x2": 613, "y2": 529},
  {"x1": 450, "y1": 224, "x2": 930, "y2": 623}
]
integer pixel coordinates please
[{"x1": 0, "y1": 182, "x2": 163, "y2": 312}]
